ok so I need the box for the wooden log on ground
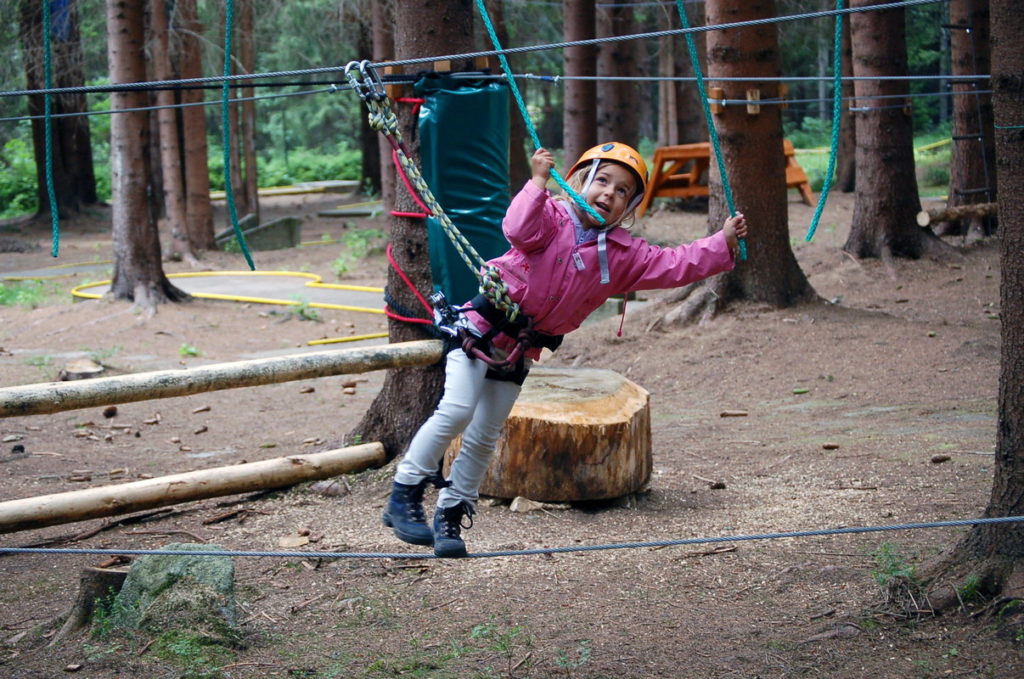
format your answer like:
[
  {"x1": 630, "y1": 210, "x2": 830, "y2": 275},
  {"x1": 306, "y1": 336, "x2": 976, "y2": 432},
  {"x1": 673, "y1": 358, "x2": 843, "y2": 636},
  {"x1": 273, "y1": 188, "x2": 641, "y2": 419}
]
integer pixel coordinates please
[
  {"x1": 0, "y1": 340, "x2": 443, "y2": 417},
  {"x1": 445, "y1": 367, "x2": 651, "y2": 502},
  {"x1": 916, "y1": 202, "x2": 997, "y2": 226},
  {"x1": 0, "y1": 443, "x2": 385, "y2": 534}
]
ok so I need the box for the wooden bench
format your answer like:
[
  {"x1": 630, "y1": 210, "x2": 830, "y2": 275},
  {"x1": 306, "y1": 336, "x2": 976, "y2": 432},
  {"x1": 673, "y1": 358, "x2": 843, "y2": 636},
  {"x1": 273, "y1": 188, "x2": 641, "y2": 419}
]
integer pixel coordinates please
[{"x1": 637, "y1": 139, "x2": 814, "y2": 217}]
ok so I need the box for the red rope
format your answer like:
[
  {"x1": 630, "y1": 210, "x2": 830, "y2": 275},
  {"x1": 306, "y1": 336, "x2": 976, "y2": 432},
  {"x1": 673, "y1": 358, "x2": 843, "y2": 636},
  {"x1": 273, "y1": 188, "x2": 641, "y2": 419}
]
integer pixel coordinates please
[
  {"x1": 386, "y1": 241, "x2": 434, "y2": 317},
  {"x1": 392, "y1": 149, "x2": 433, "y2": 215},
  {"x1": 391, "y1": 210, "x2": 430, "y2": 219}
]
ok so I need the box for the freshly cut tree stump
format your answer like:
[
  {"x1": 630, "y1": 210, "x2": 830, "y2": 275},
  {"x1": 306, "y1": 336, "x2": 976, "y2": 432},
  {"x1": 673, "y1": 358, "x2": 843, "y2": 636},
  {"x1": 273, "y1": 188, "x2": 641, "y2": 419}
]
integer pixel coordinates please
[{"x1": 445, "y1": 367, "x2": 651, "y2": 502}]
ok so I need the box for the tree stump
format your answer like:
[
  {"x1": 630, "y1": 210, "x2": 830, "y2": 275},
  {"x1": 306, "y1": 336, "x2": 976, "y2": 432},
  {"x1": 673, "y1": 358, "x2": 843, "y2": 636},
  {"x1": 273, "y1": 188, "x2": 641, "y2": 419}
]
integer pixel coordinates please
[
  {"x1": 49, "y1": 566, "x2": 129, "y2": 645},
  {"x1": 444, "y1": 367, "x2": 651, "y2": 502}
]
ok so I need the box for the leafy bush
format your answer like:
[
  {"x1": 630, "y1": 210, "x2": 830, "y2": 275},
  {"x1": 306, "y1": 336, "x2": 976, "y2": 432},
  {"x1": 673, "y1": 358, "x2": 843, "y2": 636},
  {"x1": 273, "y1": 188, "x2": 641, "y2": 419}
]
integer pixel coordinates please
[
  {"x1": 208, "y1": 144, "x2": 361, "y2": 191},
  {"x1": 0, "y1": 134, "x2": 39, "y2": 218}
]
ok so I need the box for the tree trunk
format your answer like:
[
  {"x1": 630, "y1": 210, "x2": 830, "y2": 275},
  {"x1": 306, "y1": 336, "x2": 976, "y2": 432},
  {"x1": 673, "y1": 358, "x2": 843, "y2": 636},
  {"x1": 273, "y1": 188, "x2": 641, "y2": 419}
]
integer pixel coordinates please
[
  {"x1": 151, "y1": 0, "x2": 193, "y2": 263},
  {"x1": 485, "y1": 0, "x2": 531, "y2": 192},
  {"x1": 944, "y1": 0, "x2": 996, "y2": 237},
  {"x1": 843, "y1": 0, "x2": 926, "y2": 260},
  {"x1": 444, "y1": 368, "x2": 652, "y2": 502},
  {"x1": 347, "y1": 1, "x2": 475, "y2": 460},
  {"x1": 20, "y1": 0, "x2": 97, "y2": 218},
  {"x1": 372, "y1": 0, "x2": 395, "y2": 207},
  {"x1": 106, "y1": 0, "x2": 187, "y2": 307},
  {"x1": 676, "y1": 3, "x2": 707, "y2": 145},
  {"x1": 836, "y1": 14, "x2": 856, "y2": 192},
  {"x1": 356, "y1": 11, "x2": 381, "y2": 197},
  {"x1": 597, "y1": 3, "x2": 639, "y2": 146},
  {"x1": 667, "y1": 0, "x2": 814, "y2": 323},
  {"x1": 563, "y1": 0, "x2": 597, "y2": 164},
  {"x1": 179, "y1": 0, "x2": 216, "y2": 251},
  {"x1": 920, "y1": 0, "x2": 1024, "y2": 612}
]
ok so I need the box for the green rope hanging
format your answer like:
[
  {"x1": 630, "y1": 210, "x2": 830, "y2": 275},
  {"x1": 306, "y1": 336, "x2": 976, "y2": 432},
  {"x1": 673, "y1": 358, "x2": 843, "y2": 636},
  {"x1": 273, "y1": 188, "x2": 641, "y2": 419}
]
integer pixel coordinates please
[
  {"x1": 674, "y1": 1, "x2": 746, "y2": 261},
  {"x1": 805, "y1": 1, "x2": 845, "y2": 242},
  {"x1": 473, "y1": 0, "x2": 605, "y2": 226},
  {"x1": 42, "y1": 1, "x2": 60, "y2": 257},
  {"x1": 222, "y1": 0, "x2": 255, "y2": 270}
]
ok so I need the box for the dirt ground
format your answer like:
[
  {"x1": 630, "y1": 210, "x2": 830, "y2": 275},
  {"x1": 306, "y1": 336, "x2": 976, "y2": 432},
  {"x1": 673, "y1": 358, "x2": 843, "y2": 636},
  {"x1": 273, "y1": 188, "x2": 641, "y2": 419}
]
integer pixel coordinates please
[{"x1": 0, "y1": 188, "x2": 1018, "y2": 679}]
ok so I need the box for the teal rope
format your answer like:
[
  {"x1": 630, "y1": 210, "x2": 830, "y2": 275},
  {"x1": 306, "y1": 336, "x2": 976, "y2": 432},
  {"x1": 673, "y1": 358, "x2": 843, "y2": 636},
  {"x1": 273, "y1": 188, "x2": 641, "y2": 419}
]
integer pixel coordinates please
[
  {"x1": 674, "y1": 1, "x2": 746, "y2": 261},
  {"x1": 473, "y1": 0, "x2": 605, "y2": 225},
  {"x1": 805, "y1": 1, "x2": 844, "y2": 242},
  {"x1": 42, "y1": 2, "x2": 60, "y2": 257},
  {"x1": 994, "y1": 123, "x2": 1024, "y2": 129},
  {"x1": 221, "y1": 0, "x2": 255, "y2": 270}
]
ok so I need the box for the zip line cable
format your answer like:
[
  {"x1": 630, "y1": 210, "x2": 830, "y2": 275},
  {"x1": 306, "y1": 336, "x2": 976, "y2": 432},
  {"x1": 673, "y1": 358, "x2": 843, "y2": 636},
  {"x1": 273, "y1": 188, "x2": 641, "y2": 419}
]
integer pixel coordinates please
[
  {"x1": 0, "y1": 0, "x2": 948, "y2": 101},
  {"x1": 0, "y1": 81, "x2": 989, "y2": 126},
  {"x1": 2, "y1": 516, "x2": 1021, "y2": 561}
]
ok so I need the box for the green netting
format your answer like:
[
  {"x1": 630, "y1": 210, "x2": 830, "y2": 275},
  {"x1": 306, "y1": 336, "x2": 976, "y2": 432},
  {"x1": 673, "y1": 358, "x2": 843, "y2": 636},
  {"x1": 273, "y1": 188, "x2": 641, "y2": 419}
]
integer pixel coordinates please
[{"x1": 415, "y1": 75, "x2": 511, "y2": 305}]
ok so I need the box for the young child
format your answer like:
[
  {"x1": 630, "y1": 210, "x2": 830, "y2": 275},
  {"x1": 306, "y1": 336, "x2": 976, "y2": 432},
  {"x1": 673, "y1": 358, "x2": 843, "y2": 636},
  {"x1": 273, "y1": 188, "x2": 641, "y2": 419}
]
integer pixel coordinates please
[{"x1": 384, "y1": 142, "x2": 748, "y2": 557}]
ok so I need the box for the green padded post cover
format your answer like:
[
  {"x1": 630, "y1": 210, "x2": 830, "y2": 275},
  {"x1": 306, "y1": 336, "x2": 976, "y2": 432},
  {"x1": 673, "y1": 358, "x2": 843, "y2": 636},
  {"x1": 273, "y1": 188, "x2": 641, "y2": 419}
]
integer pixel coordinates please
[{"x1": 415, "y1": 75, "x2": 511, "y2": 306}]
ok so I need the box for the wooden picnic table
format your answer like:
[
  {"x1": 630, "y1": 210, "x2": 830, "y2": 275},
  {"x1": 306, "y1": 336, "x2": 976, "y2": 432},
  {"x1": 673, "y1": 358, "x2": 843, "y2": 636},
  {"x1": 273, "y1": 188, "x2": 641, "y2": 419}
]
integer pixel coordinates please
[{"x1": 636, "y1": 139, "x2": 814, "y2": 217}]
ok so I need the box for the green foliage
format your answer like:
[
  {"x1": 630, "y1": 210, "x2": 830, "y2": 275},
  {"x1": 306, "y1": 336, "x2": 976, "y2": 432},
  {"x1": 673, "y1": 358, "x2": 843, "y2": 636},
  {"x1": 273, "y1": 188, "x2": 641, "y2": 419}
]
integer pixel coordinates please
[
  {"x1": 871, "y1": 542, "x2": 918, "y2": 587},
  {"x1": 290, "y1": 297, "x2": 322, "y2": 322},
  {"x1": 0, "y1": 133, "x2": 39, "y2": 218},
  {"x1": 152, "y1": 629, "x2": 235, "y2": 679},
  {"x1": 555, "y1": 639, "x2": 592, "y2": 677},
  {"x1": 0, "y1": 280, "x2": 47, "y2": 307},
  {"x1": 331, "y1": 228, "x2": 387, "y2": 278},
  {"x1": 178, "y1": 343, "x2": 201, "y2": 358}
]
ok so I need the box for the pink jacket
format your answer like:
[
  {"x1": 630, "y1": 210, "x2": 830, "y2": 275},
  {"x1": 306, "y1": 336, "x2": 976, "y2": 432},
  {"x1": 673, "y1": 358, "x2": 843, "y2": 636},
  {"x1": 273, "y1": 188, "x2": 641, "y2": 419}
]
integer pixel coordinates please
[{"x1": 465, "y1": 180, "x2": 737, "y2": 358}]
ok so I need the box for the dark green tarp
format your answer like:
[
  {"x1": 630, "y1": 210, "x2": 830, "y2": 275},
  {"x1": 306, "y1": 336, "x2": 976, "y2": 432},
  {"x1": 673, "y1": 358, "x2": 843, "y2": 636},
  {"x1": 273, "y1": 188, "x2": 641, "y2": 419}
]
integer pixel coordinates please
[{"x1": 416, "y1": 75, "x2": 511, "y2": 306}]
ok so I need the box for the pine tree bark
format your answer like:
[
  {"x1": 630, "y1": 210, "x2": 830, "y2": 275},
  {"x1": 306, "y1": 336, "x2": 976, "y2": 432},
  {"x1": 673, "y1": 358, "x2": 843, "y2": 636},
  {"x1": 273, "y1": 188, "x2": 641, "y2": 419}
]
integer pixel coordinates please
[
  {"x1": 346, "y1": 0, "x2": 475, "y2": 459},
  {"x1": 486, "y1": 0, "x2": 531, "y2": 192},
  {"x1": 943, "y1": 0, "x2": 996, "y2": 237},
  {"x1": 563, "y1": 0, "x2": 597, "y2": 165},
  {"x1": 151, "y1": 0, "x2": 193, "y2": 263},
  {"x1": 372, "y1": 0, "x2": 395, "y2": 207},
  {"x1": 836, "y1": 15, "x2": 856, "y2": 192},
  {"x1": 19, "y1": 0, "x2": 97, "y2": 218},
  {"x1": 675, "y1": 0, "x2": 814, "y2": 323},
  {"x1": 106, "y1": 0, "x2": 187, "y2": 307},
  {"x1": 597, "y1": 3, "x2": 639, "y2": 146},
  {"x1": 919, "y1": 0, "x2": 1024, "y2": 612},
  {"x1": 179, "y1": 0, "x2": 216, "y2": 251},
  {"x1": 843, "y1": 0, "x2": 927, "y2": 260}
]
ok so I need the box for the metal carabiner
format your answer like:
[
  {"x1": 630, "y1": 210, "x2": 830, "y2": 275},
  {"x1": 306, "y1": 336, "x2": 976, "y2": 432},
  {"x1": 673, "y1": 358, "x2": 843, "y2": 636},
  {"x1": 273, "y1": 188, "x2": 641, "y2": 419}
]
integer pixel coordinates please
[{"x1": 357, "y1": 60, "x2": 388, "y2": 101}]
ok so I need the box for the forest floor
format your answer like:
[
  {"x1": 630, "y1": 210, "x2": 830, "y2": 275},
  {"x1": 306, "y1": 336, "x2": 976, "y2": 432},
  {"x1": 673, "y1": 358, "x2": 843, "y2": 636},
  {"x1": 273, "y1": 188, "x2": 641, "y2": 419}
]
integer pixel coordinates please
[{"x1": 0, "y1": 187, "x2": 1019, "y2": 679}]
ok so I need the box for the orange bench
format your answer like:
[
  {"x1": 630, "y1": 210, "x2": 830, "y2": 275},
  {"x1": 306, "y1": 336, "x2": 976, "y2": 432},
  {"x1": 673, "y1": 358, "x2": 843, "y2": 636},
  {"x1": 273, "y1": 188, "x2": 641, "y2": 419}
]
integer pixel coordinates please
[{"x1": 637, "y1": 139, "x2": 813, "y2": 217}]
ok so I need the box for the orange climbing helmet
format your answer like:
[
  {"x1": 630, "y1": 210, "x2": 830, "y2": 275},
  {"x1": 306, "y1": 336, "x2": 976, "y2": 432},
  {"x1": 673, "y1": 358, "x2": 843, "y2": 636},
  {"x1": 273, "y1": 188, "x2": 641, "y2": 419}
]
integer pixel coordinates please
[{"x1": 567, "y1": 142, "x2": 649, "y2": 199}]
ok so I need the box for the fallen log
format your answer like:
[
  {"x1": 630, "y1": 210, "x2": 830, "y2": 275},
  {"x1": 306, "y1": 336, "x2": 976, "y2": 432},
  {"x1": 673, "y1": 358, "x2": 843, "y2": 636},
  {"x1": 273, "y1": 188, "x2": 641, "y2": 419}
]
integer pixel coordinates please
[
  {"x1": 0, "y1": 339, "x2": 443, "y2": 417},
  {"x1": 0, "y1": 443, "x2": 385, "y2": 534},
  {"x1": 916, "y1": 202, "x2": 997, "y2": 226}
]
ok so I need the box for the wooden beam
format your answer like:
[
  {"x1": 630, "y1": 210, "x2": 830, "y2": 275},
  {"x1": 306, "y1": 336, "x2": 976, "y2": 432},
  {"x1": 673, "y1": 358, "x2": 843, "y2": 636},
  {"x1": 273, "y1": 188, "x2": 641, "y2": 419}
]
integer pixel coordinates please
[
  {"x1": 0, "y1": 443, "x2": 386, "y2": 534},
  {"x1": 0, "y1": 340, "x2": 443, "y2": 418},
  {"x1": 917, "y1": 202, "x2": 997, "y2": 226}
]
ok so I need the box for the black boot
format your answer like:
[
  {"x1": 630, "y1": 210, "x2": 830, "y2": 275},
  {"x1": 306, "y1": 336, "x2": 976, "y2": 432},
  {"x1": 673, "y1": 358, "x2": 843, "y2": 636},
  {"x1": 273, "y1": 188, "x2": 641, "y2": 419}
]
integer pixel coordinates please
[
  {"x1": 382, "y1": 480, "x2": 433, "y2": 546},
  {"x1": 432, "y1": 501, "x2": 475, "y2": 558}
]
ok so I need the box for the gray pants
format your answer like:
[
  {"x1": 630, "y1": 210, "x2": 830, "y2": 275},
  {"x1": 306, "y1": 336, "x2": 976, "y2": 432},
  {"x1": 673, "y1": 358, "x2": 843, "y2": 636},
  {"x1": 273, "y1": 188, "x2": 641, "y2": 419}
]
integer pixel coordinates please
[{"x1": 395, "y1": 348, "x2": 524, "y2": 508}]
